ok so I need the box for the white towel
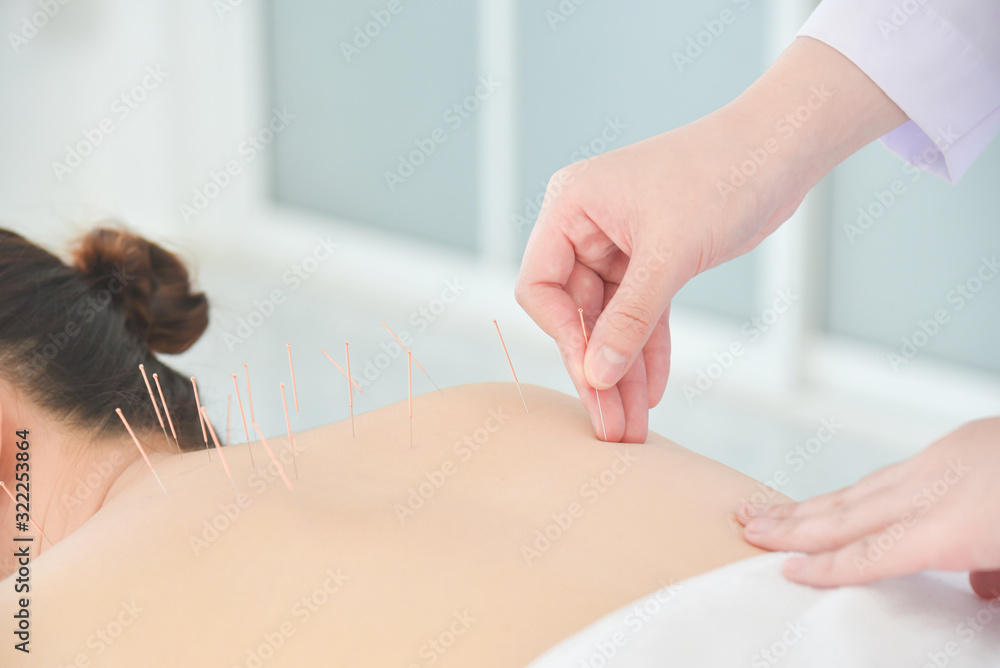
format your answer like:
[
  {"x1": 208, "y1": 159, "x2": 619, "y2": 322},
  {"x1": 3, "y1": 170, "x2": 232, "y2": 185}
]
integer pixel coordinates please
[{"x1": 525, "y1": 552, "x2": 1000, "y2": 667}]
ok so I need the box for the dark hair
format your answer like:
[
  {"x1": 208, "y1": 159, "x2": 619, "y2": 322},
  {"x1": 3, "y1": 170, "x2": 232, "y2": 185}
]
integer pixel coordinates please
[{"x1": 0, "y1": 225, "x2": 209, "y2": 451}]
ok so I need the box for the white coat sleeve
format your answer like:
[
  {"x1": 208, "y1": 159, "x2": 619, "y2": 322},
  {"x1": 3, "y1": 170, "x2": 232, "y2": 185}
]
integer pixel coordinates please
[{"x1": 798, "y1": 0, "x2": 1000, "y2": 183}]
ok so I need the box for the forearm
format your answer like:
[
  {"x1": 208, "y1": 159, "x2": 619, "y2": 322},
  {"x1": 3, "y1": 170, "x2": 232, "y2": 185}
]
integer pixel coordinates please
[{"x1": 722, "y1": 36, "x2": 909, "y2": 213}]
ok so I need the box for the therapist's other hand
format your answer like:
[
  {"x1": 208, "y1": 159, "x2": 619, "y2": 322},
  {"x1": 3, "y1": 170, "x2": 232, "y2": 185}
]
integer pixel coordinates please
[{"x1": 737, "y1": 418, "x2": 1000, "y2": 599}]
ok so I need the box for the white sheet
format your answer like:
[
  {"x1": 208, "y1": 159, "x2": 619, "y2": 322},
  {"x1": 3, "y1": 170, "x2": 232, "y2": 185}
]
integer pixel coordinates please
[{"x1": 524, "y1": 552, "x2": 1000, "y2": 667}]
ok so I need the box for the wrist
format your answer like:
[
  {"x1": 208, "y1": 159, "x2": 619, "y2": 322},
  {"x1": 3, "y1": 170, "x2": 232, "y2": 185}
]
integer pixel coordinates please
[{"x1": 718, "y1": 36, "x2": 908, "y2": 216}]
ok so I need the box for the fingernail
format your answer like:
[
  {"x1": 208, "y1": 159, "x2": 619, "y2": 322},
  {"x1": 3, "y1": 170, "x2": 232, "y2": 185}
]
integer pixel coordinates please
[
  {"x1": 589, "y1": 345, "x2": 627, "y2": 387},
  {"x1": 740, "y1": 501, "x2": 768, "y2": 519},
  {"x1": 746, "y1": 517, "x2": 776, "y2": 534}
]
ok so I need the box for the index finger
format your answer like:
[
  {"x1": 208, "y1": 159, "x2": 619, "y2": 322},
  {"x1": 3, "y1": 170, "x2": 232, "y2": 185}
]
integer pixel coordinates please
[{"x1": 515, "y1": 213, "x2": 624, "y2": 357}]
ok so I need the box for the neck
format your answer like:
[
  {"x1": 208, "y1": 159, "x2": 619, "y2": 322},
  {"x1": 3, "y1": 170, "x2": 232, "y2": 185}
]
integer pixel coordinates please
[{"x1": 0, "y1": 390, "x2": 138, "y2": 577}]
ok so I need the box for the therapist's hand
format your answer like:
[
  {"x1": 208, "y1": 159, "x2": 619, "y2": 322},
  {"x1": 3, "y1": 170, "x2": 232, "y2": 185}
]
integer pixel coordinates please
[
  {"x1": 737, "y1": 417, "x2": 1000, "y2": 599},
  {"x1": 515, "y1": 119, "x2": 782, "y2": 443},
  {"x1": 515, "y1": 37, "x2": 907, "y2": 442}
]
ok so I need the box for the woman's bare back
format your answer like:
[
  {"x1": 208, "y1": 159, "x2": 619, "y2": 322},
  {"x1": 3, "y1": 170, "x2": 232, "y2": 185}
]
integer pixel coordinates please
[{"x1": 5, "y1": 383, "x2": 781, "y2": 667}]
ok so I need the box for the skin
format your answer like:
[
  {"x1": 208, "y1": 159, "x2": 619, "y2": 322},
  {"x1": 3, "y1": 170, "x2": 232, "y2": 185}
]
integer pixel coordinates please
[
  {"x1": 514, "y1": 36, "x2": 908, "y2": 443},
  {"x1": 0, "y1": 382, "x2": 783, "y2": 667},
  {"x1": 0, "y1": 380, "x2": 136, "y2": 575}
]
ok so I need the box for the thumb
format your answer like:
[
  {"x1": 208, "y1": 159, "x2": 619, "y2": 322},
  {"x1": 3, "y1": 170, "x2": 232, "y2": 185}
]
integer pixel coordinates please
[{"x1": 585, "y1": 244, "x2": 675, "y2": 389}]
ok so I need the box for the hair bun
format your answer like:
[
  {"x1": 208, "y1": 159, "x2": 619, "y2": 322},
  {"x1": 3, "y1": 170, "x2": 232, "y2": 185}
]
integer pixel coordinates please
[{"x1": 72, "y1": 227, "x2": 208, "y2": 354}]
